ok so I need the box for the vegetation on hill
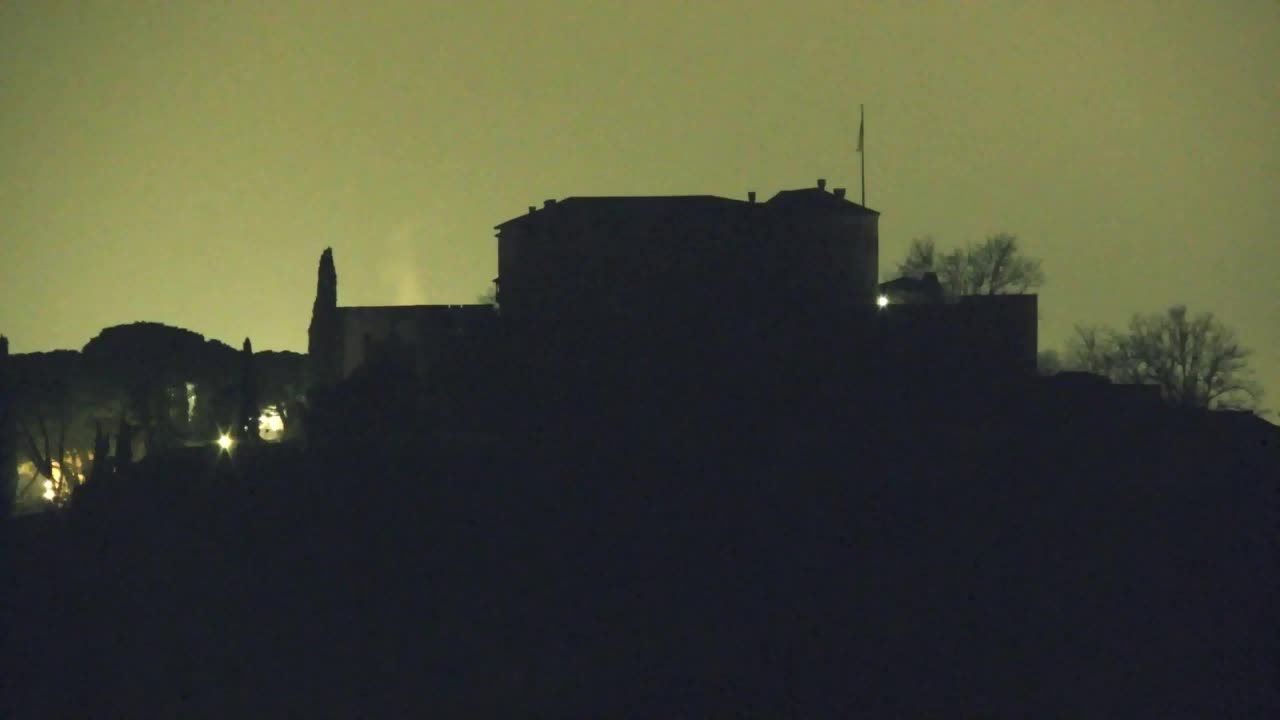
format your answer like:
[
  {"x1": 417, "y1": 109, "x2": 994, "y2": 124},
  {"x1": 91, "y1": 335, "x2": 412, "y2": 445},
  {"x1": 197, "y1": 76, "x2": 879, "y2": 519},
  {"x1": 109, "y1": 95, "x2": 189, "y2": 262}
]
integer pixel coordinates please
[
  {"x1": 5, "y1": 409, "x2": 1277, "y2": 716},
  {"x1": 890, "y1": 233, "x2": 1045, "y2": 298},
  {"x1": 1067, "y1": 304, "x2": 1265, "y2": 411}
]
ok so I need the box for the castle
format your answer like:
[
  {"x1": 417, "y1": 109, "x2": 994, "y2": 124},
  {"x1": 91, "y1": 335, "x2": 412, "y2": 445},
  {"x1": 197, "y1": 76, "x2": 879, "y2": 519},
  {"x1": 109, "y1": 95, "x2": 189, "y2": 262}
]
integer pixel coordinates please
[{"x1": 320, "y1": 180, "x2": 1039, "y2": 423}]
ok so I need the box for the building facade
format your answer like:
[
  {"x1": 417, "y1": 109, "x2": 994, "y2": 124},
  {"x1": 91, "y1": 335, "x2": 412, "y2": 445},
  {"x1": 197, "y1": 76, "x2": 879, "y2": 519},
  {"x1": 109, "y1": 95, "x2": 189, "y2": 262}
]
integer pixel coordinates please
[
  {"x1": 493, "y1": 180, "x2": 880, "y2": 329},
  {"x1": 334, "y1": 304, "x2": 497, "y2": 381},
  {"x1": 320, "y1": 179, "x2": 1041, "y2": 425}
]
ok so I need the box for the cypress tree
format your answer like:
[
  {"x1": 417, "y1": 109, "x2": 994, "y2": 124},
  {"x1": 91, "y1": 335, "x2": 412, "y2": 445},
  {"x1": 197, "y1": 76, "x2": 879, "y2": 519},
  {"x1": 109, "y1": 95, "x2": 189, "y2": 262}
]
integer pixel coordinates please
[
  {"x1": 238, "y1": 337, "x2": 260, "y2": 443},
  {"x1": 116, "y1": 416, "x2": 133, "y2": 472},
  {"x1": 88, "y1": 420, "x2": 112, "y2": 485},
  {"x1": 0, "y1": 336, "x2": 15, "y2": 519},
  {"x1": 307, "y1": 247, "x2": 339, "y2": 387}
]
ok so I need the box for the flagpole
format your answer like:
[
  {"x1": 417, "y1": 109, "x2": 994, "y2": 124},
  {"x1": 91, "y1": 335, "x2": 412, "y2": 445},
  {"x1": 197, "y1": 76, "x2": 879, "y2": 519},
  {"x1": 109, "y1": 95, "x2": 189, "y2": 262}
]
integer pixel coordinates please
[{"x1": 859, "y1": 104, "x2": 866, "y2": 207}]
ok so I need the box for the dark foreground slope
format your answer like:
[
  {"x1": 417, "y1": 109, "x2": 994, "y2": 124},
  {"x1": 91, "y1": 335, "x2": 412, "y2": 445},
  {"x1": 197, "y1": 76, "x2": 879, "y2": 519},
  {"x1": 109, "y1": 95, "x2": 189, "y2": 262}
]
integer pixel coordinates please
[{"x1": 5, "y1": 413, "x2": 1278, "y2": 717}]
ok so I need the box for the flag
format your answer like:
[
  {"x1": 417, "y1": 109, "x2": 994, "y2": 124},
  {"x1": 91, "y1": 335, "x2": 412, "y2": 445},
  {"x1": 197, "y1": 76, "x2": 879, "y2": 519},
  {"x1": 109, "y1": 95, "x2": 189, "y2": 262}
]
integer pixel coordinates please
[{"x1": 857, "y1": 113, "x2": 864, "y2": 153}]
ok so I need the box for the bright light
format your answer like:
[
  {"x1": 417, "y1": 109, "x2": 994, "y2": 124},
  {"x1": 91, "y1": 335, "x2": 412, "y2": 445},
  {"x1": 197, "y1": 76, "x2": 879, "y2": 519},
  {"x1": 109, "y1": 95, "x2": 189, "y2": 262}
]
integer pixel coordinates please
[
  {"x1": 876, "y1": 294, "x2": 890, "y2": 308},
  {"x1": 217, "y1": 434, "x2": 233, "y2": 451},
  {"x1": 42, "y1": 461, "x2": 69, "y2": 503},
  {"x1": 258, "y1": 406, "x2": 285, "y2": 438}
]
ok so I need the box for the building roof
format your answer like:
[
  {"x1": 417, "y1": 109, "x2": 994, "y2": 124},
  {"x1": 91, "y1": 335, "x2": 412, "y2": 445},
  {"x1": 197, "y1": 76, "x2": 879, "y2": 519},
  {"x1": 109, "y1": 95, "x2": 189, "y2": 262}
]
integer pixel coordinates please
[
  {"x1": 765, "y1": 188, "x2": 879, "y2": 215},
  {"x1": 559, "y1": 195, "x2": 741, "y2": 207},
  {"x1": 336, "y1": 304, "x2": 493, "y2": 315},
  {"x1": 494, "y1": 195, "x2": 746, "y2": 231},
  {"x1": 494, "y1": 185, "x2": 878, "y2": 230},
  {"x1": 878, "y1": 273, "x2": 942, "y2": 294}
]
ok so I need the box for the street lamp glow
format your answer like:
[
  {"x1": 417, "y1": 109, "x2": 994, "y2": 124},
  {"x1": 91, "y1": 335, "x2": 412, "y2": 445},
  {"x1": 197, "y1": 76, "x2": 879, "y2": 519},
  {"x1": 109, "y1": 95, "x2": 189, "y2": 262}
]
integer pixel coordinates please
[
  {"x1": 217, "y1": 434, "x2": 233, "y2": 451},
  {"x1": 876, "y1": 294, "x2": 890, "y2": 308}
]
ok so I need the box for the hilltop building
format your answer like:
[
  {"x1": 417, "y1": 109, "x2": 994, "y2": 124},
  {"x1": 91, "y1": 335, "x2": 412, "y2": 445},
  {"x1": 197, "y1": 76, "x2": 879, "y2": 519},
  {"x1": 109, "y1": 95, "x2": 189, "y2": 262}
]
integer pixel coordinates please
[
  {"x1": 321, "y1": 179, "x2": 1040, "y2": 423},
  {"x1": 878, "y1": 272, "x2": 944, "y2": 304},
  {"x1": 494, "y1": 180, "x2": 1036, "y2": 388},
  {"x1": 493, "y1": 179, "x2": 881, "y2": 326}
]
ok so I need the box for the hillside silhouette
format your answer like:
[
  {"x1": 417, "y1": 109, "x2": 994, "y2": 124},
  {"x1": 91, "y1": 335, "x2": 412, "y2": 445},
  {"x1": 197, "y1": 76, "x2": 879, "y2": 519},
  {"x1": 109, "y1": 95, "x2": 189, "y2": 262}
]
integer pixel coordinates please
[
  {"x1": 3, "y1": 182, "x2": 1277, "y2": 716},
  {"x1": 6, "y1": 395, "x2": 1277, "y2": 716}
]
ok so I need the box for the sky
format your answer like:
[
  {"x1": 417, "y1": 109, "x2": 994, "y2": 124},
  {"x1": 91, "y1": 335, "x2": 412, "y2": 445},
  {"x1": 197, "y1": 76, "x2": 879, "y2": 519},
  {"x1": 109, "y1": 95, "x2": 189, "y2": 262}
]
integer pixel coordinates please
[{"x1": 2, "y1": 1, "x2": 1277, "y2": 405}]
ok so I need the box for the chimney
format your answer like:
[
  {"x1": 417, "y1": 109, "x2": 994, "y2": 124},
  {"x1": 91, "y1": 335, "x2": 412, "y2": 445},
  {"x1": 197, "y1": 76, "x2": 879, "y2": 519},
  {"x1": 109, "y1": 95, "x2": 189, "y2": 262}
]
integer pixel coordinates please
[
  {"x1": 833, "y1": 188, "x2": 846, "y2": 199},
  {"x1": 543, "y1": 199, "x2": 557, "y2": 208},
  {"x1": 817, "y1": 178, "x2": 827, "y2": 191},
  {"x1": 748, "y1": 191, "x2": 756, "y2": 204},
  {"x1": 528, "y1": 206, "x2": 536, "y2": 214}
]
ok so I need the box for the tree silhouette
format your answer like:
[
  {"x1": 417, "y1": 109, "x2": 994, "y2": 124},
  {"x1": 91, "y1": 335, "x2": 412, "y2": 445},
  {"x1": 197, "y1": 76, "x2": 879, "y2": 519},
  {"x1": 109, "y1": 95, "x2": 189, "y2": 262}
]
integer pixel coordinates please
[
  {"x1": 0, "y1": 336, "x2": 15, "y2": 518},
  {"x1": 237, "y1": 337, "x2": 260, "y2": 443},
  {"x1": 1066, "y1": 305, "x2": 1263, "y2": 411},
  {"x1": 253, "y1": 350, "x2": 306, "y2": 439},
  {"x1": 896, "y1": 236, "x2": 938, "y2": 280},
  {"x1": 307, "y1": 248, "x2": 340, "y2": 387},
  {"x1": 82, "y1": 322, "x2": 237, "y2": 453},
  {"x1": 1063, "y1": 326, "x2": 1141, "y2": 384},
  {"x1": 7, "y1": 351, "x2": 113, "y2": 504},
  {"x1": 892, "y1": 233, "x2": 1044, "y2": 299},
  {"x1": 1036, "y1": 349, "x2": 1064, "y2": 377},
  {"x1": 115, "y1": 416, "x2": 134, "y2": 471},
  {"x1": 87, "y1": 420, "x2": 112, "y2": 484}
]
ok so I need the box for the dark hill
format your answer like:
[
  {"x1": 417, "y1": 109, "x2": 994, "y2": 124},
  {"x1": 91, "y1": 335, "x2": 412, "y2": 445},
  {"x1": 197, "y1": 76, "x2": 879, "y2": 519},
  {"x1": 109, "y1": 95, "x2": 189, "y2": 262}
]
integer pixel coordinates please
[{"x1": 4, "y1": 411, "x2": 1277, "y2": 717}]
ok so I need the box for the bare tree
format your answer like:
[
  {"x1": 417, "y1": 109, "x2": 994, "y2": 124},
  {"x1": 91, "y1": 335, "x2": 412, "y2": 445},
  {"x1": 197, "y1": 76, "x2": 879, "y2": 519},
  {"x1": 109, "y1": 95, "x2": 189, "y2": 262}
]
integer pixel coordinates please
[
  {"x1": 965, "y1": 233, "x2": 1045, "y2": 295},
  {"x1": 14, "y1": 368, "x2": 87, "y2": 506},
  {"x1": 891, "y1": 233, "x2": 1043, "y2": 299},
  {"x1": 1064, "y1": 326, "x2": 1144, "y2": 384},
  {"x1": 1036, "y1": 349, "x2": 1064, "y2": 376},
  {"x1": 1065, "y1": 306, "x2": 1263, "y2": 411},
  {"x1": 896, "y1": 236, "x2": 937, "y2": 280},
  {"x1": 935, "y1": 250, "x2": 975, "y2": 298},
  {"x1": 9, "y1": 351, "x2": 124, "y2": 507}
]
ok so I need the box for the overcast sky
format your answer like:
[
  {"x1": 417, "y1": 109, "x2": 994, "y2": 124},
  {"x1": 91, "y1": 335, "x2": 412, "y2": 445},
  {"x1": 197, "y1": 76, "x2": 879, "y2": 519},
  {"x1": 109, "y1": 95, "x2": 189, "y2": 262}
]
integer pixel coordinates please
[{"x1": 2, "y1": 1, "x2": 1276, "y2": 404}]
